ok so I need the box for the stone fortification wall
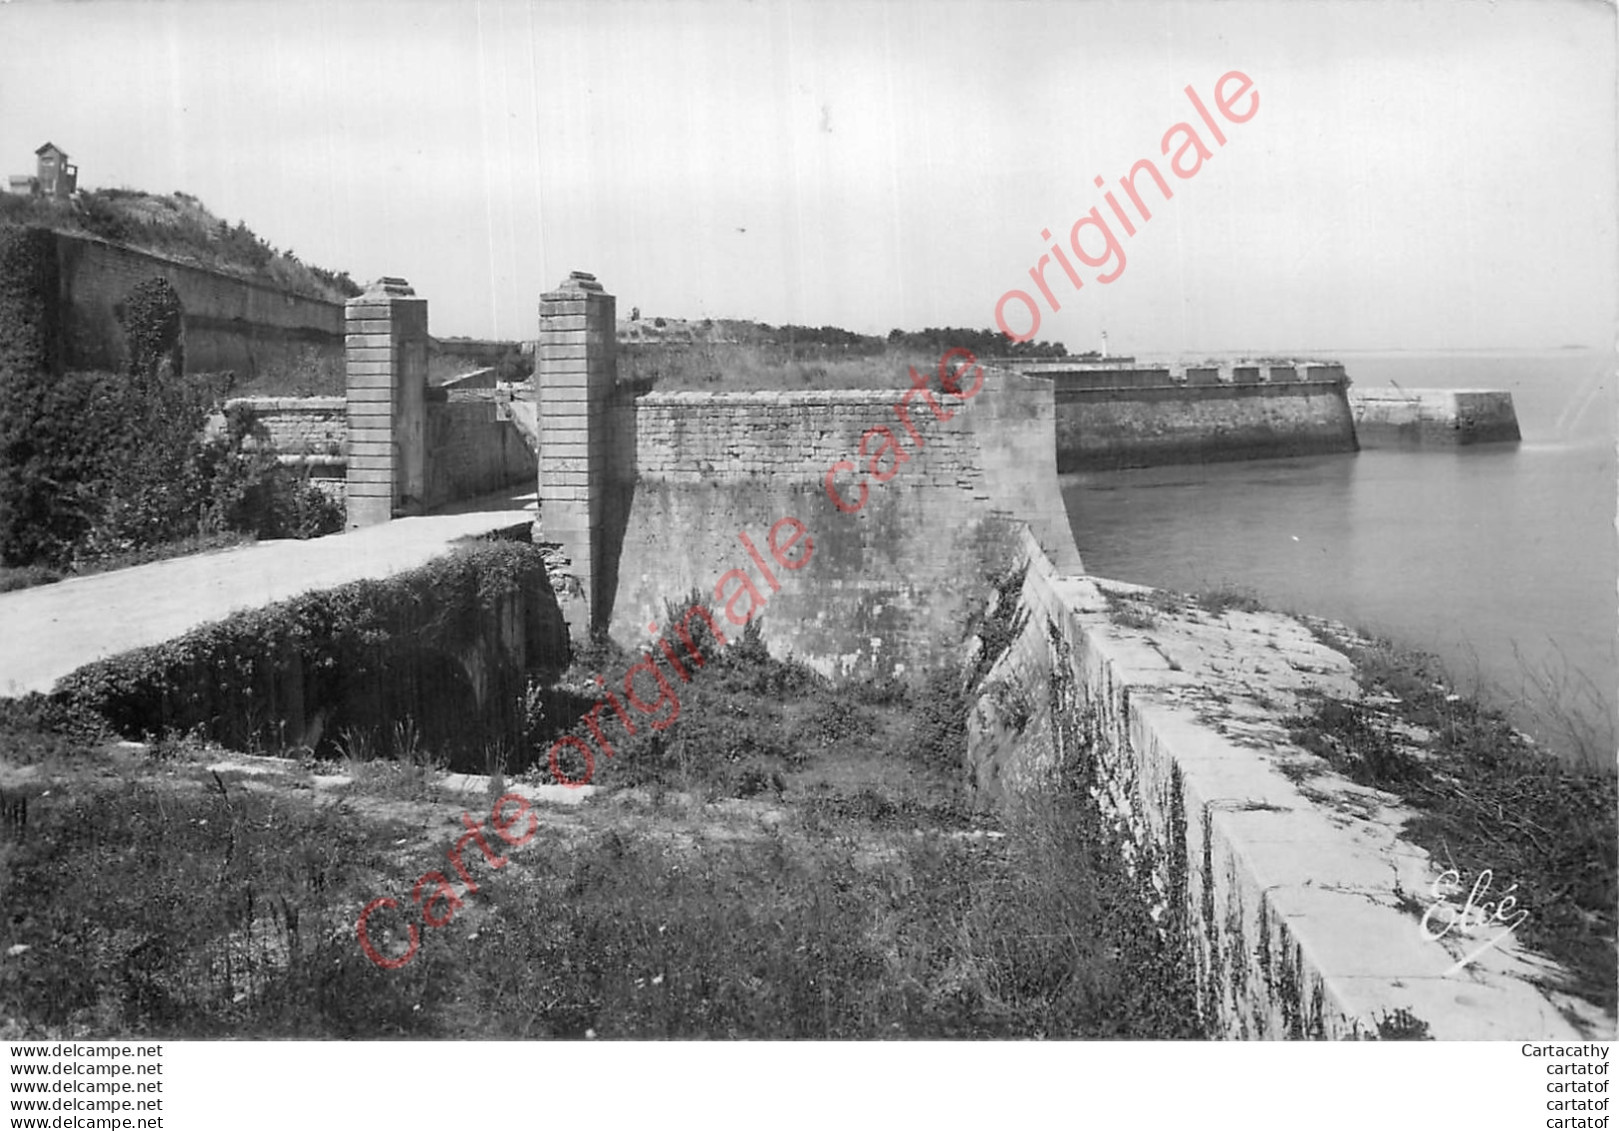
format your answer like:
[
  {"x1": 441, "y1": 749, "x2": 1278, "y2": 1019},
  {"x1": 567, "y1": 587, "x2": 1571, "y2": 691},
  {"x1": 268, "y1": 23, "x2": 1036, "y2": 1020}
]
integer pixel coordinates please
[
  {"x1": 422, "y1": 392, "x2": 537, "y2": 511},
  {"x1": 225, "y1": 396, "x2": 345, "y2": 457},
  {"x1": 1054, "y1": 376, "x2": 1358, "y2": 472},
  {"x1": 609, "y1": 366, "x2": 1081, "y2": 679},
  {"x1": 1349, "y1": 388, "x2": 1521, "y2": 446},
  {"x1": 222, "y1": 386, "x2": 533, "y2": 514},
  {"x1": 965, "y1": 529, "x2": 1603, "y2": 1040},
  {"x1": 51, "y1": 231, "x2": 343, "y2": 377}
]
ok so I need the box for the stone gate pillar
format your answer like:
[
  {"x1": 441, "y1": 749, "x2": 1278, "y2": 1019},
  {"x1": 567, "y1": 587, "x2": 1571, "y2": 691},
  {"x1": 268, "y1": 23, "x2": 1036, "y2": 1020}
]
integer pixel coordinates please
[
  {"x1": 535, "y1": 270, "x2": 616, "y2": 636},
  {"x1": 345, "y1": 277, "x2": 428, "y2": 528}
]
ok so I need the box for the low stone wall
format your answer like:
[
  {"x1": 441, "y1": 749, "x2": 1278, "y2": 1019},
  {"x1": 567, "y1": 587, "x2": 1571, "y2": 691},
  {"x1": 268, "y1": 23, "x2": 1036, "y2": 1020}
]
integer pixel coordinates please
[
  {"x1": 1349, "y1": 388, "x2": 1521, "y2": 446},
  {"x1": 610, "y1": 366, "x2": 1081, "y2": 679},
  {"x1": 965, "y1": 528, "x2": 1604, "y2": 1039},
  {"x1": 210, "y1": 396, "x2": 346, "y2": 502},
  {"x1": 217, "y1": 389, "x2": 534, "y2": 512},
  {"x1": 1053, "y1": 377, "x2": 1359, "y2": 472},
  {"x1": 224, "y1": 396, "x2": 345, "y2": 455}
]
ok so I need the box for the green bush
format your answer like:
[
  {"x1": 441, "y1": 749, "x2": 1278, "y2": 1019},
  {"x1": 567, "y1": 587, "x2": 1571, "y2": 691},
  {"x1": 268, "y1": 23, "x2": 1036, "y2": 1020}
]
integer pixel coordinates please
[
  {"x1": 120, "y1": 276, "x2": 184, "y2": 382},
  {"x1": 52, "y1": 541, "x2": 560, "y2": 759},
  {"x1": 0, "y1": 273, "x2": 343, "y2": 569},
  {"x1": 0, "y1": 225, "x2": 60, "y2": 377}
]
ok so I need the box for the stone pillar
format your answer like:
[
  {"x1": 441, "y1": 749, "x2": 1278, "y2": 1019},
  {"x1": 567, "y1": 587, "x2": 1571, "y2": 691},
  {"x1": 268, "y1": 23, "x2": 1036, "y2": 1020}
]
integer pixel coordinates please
[
  {"x1": 535, "y1": 271, "x2": 616, "y2": 636},
  {"x1": 345, "y1": 277, "x2": 428, "y2": 528}
]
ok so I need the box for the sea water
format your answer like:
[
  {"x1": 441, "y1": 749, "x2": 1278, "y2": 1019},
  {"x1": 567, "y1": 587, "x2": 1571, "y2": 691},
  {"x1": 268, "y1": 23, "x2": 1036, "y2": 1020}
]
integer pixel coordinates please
[{"x1": 1060, "y1": 350, "x2": 1617, "y2": 768}]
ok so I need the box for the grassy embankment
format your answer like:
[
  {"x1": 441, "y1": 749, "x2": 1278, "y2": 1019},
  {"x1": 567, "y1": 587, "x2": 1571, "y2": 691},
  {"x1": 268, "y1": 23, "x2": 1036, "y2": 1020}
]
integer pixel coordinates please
[{"x1": 0, "y1": 605, "x2": 1200, "y2": 1039}]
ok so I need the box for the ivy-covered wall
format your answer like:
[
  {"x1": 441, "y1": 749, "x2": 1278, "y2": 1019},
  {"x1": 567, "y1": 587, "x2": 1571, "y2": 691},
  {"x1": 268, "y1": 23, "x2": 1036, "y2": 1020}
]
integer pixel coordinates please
[
  {"x1": 52, "y1": 541, "x2": 568, "y2": 769},
  {"x1": 0, "y1": 225, "x2": 62, "y2": 376}
]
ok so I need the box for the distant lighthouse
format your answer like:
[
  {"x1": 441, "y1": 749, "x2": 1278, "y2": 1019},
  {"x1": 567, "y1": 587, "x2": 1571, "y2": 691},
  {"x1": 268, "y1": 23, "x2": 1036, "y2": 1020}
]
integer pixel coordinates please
[{"x1": 1101, "y1": 330, "x2": 1109, "y2": 360}]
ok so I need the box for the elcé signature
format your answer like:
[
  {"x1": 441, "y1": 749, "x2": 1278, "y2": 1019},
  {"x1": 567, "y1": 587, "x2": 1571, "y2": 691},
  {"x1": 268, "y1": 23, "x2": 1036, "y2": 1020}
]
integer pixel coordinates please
[{"x1": 1420, "y1": 867, "x2": 1531, "y2": 974}]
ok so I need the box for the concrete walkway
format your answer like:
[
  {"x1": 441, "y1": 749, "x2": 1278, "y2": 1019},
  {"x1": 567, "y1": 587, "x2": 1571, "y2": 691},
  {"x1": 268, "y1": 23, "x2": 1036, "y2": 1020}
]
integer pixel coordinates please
[{"x1": 0, "y1": 492, "x2": 536, "y2": 697}]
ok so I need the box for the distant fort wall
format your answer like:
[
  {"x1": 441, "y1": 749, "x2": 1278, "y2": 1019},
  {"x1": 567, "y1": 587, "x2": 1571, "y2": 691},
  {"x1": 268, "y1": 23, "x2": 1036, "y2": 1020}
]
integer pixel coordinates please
[
  {"x1": 1348, "y1": 388, "x2": 1521, "y2": 447},
  {"x1": 1021, "y1": 360, "x2": 1359, "y2": 472}
]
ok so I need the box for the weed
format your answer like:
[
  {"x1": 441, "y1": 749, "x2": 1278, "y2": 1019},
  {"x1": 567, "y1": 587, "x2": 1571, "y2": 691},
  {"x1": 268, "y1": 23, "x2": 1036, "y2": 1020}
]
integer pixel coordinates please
[
  {"x1": 0, "y1": 651, "x2": 1202, "y2": 1039},
  {"x1": 1373, "y1": 1007, "x2": 1433, "y2": 1040},
  {"x1": 967, "y1": 563, "x2": 1028, "y2": 690},
  {"x1": 1286, "y1": 698, "x2": 1428, "y2": 788},
  {"x1": 985, "y1": 679, "x2": 1034, "y2": 734},
  {"x1": 1295, "y1": 628, "x2": 1617, "y2": 1011},
  {"x1": 1196, "y1": 585, "x2": 1264, "y2": 617},
  {"x1": 1103, "y1": 591, "x2": 1158, "y2": 630}
]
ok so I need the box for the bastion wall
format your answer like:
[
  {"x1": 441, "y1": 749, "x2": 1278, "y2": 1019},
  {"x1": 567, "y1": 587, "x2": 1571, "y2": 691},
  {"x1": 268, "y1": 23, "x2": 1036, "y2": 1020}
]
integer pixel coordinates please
[
  {"x1": 52, "y1": 230, "x2": 344, "y2": 378},
  {"x1": 1348, "y1": 388, "x2": 1522, "y2": 446},
  {"x1": 608, "y1": 370, "x2": 1080, "y2": 679},
  {"x1": 1052, "y1": 372, "x2": 1359, "y2": 472}
]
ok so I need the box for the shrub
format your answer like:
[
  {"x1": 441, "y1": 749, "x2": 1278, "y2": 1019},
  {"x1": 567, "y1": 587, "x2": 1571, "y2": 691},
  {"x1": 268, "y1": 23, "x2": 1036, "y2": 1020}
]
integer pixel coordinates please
[
  {"x1": 0, "y1": 225, "x2": 61, "y2": 377},
  {"x1": 74, "y1": 193, "x2": 134, "y2": 243},
  {"x1": 0, "y1": 275, "x2": 343, "y2": 569},
  {"x1": 52, "y1": 541, "x2": 561, "y2": 763},
  {"x1": 120, "y1": 277, "x2": 184, "y2": 382}
]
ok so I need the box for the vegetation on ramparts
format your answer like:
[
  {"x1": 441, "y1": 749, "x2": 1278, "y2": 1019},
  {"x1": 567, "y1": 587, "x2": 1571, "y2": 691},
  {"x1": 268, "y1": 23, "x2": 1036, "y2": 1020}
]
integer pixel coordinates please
[
  {"x1": 616, "y1": 315, "x2": 1073, "y2": 393},
  {"x1": 1288, "y1": 627, "x2": 1617, "y2": 1015},
  {"x1": 0, "y1": 359, "x2": 342, "y2": 574},
  {"x1": 0, "y1": 602, "x2": 1202, "y2": 1039},
  {"x1": 0, "y1": 248, "x2": 344, "y2": 583},
  {"x1": 0, "y1": 188, "x2": 359, "y2": 304},
  {"x1": 0, "y1": 226, "x2": 60, "y2": 377},
  {"x1": 48, "y1": 541, "x2": 558, "y2": 763}
]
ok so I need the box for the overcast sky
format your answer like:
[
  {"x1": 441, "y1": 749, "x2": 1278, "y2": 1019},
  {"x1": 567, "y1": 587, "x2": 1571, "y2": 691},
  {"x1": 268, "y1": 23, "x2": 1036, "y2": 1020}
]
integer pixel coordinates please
[{"x1": 1, "y1": 0, "x2": 1613, "y2": 354}]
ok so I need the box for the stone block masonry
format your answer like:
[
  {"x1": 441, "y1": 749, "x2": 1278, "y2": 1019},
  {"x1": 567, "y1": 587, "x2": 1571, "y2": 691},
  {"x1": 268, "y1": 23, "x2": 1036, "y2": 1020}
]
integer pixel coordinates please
[
  {"x1": 534, "y1": 271, "x2": 629, "y2": 638},
  {"x1": 966, "y1": 528, "x2": 1609, "y2": 1039},
  {"x1": 214, "y1": 395, "x2": 347, "y2": 504},
  {"x1": 527, "y1": 272, "x2": 1081, "y2": 679},
  {"x1": 345, "y1": 278, "x2": 428, "y2": 528},
  {"x1": 611, "y1": 362, "x2": 1082, "y2": 680},
  {"x1": 422, "y1": 395, "x2": 537, "y2": 511},
  {"x1": 1048, "y1": 369, "x2": 1358, "y2": 472},
  {"x1": 50, "y1": 230, "x2": 343, "y2": 377},
  {"x1": 1349, "y1": 388, "x2": 1521, "y2": 446},
  {"x1": 221, "y1": 396, "x2": 346, "y2": 460}
]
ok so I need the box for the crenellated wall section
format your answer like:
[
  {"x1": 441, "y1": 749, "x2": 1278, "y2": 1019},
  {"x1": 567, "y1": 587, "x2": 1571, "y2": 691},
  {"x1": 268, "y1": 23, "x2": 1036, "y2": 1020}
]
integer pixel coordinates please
[{"x1": 1030, "y1": 361, "x2": 1358, "y2": 471}]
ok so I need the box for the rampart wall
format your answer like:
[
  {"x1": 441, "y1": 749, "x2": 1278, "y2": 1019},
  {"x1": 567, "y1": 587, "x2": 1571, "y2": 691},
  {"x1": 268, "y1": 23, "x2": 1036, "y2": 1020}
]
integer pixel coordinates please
[
  {"x1": 224, "y1": 396, "x2": 346, "y2": 457},
  {"x1": 51, "y1": 230, "x2": 343, "y2": 377},
  {"x1": 965, "y1": 528, "x2": 1601, "y2": 1039},
  {"x1": 1054, "y1": 376, "x2": 1358, "y2": 472},
  {"x1": 608, "y1": 367, "x2": 1081, "y2": 679},
  {"x1": 219, "y1": 386, "x2": 534, "y2": 513},
  {"x1": 1348, "y1": 388, "x2": 1521, "y2": 446},
  {"x1": 422, "y1": 392, "x2": 538, "y2": 511}
]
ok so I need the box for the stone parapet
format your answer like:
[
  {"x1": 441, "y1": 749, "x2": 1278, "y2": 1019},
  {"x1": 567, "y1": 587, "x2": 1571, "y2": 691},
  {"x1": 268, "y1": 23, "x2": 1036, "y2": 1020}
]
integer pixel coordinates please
[{"x1": 966, "y1": 528, "x2": 1609, "y2": 1039}]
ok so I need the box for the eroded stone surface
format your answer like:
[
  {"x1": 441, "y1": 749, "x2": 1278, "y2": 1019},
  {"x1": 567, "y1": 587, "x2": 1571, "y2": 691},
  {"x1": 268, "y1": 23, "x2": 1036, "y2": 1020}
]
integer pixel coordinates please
[{"x1": 967, "y1": 527, "x2": 1614, "y2": 1040}]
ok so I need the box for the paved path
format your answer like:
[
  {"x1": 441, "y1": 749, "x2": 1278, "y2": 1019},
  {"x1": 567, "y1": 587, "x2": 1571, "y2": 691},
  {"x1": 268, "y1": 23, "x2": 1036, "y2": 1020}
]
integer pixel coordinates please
[{"x1": 0, "y1": 494, "x2": 535, "y2": 697}]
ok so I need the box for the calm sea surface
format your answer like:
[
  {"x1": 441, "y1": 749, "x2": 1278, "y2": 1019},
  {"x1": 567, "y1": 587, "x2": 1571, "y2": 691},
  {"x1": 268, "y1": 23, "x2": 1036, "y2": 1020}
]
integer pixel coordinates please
[{"x1": 1059, "y1": 351, "x2": 1617, "y2": 767}]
